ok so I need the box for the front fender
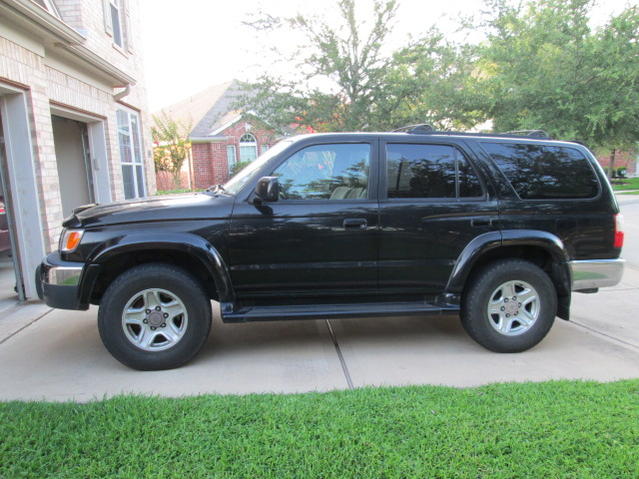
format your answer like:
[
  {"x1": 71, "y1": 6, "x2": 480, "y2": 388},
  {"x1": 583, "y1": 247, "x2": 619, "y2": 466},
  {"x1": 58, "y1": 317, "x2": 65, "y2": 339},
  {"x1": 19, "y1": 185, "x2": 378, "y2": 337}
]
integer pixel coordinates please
[{"x1": 88, "y1": 232, "x2": 235, "y2": 306}]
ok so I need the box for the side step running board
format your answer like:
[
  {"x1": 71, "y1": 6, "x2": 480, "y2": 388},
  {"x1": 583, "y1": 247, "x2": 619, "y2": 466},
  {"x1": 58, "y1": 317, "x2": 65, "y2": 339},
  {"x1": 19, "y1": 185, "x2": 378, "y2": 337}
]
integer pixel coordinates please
[{"x1": 222, "y1": 301, "x2": 459, "y2": 323}]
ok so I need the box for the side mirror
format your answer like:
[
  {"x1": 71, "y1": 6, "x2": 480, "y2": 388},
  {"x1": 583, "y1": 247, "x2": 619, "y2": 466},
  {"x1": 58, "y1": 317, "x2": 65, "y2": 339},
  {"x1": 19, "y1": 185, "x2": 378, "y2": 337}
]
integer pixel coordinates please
[{"x1": 254, "y1": 176, "x2": 279, "y2": 202}]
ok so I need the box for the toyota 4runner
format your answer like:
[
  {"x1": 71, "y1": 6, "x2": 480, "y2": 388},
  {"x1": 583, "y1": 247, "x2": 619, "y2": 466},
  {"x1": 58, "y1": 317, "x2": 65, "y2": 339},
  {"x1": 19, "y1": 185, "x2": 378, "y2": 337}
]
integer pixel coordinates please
[{"x1": 36, "y1": 127, "x2": 625, "y2": 370}]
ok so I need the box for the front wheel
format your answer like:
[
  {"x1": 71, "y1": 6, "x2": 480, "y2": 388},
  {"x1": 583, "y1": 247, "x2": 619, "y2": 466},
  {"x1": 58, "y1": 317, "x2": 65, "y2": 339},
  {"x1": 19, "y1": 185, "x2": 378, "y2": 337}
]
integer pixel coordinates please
[
  {"x1": 98, "y1": 263, "x2": 212, "y2": 370},
  {"x1": 461, "y1": 259, "x2": 557, "y2": 353}
]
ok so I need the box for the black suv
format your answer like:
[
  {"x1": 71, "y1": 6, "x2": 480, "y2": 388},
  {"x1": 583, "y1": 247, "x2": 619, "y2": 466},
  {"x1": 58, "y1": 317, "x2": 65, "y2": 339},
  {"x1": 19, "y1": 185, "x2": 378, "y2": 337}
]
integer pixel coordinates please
[{"x1": 37, "y1": 128, "x2": 625, "y2": 370}]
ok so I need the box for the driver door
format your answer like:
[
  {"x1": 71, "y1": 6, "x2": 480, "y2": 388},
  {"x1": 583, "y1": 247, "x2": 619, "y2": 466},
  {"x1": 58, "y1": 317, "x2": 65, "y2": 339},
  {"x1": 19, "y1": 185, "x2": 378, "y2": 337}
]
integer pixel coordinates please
[{"x1": 227, "y1": 139, "x2": 379, "y2": 301}]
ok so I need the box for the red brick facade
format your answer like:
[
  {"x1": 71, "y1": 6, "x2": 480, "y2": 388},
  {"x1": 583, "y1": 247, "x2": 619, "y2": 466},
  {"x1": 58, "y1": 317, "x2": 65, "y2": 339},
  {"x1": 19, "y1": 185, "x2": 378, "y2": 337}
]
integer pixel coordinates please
[
  {"x1": 596, "y1": 150, "x2": 637, "y2": 176},
  {"x1": 191, "y1": 119, "x2": 279, "y2": 189}
]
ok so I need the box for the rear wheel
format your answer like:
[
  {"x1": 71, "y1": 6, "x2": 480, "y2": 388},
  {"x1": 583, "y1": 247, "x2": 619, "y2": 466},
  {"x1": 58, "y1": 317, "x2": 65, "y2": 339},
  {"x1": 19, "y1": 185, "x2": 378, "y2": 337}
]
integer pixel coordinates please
[
  {"x1": 461, "y1": 259, "x2": 557, "y2": 352},
  {"x1": 98, "y1": 263, "x2": 212, "y2": 370}
]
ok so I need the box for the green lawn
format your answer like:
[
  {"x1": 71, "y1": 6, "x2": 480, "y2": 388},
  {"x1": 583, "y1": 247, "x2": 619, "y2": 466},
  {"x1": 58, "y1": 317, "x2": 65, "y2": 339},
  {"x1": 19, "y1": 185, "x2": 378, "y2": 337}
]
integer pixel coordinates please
[
  {"x1": 612, "y1": 177, "x2": 639, "y2": 191},
  {"x1": 156, "y1": 188, "x2": 202, "y2": 195},
  {"x1": 1, "y1": 380, "x2": 637, "y2": 478}
]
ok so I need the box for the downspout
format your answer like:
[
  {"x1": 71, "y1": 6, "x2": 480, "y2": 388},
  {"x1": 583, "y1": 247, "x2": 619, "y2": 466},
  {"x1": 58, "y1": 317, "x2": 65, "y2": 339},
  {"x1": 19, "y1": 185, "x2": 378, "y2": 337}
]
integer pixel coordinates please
[{"x1": 114, "y1": 84, "x2": 131, "y2": 102}]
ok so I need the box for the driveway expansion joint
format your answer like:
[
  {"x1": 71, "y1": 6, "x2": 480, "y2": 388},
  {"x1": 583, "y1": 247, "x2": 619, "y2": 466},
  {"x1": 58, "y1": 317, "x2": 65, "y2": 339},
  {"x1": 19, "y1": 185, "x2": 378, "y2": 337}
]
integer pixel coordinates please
[
  {"x1": 568, "y1": 317, "x2": 639, "y2": 352},
  {"x1": 325, "y1": 319, "x2": 354, "y2": 389},
  {"x1": 0, "y1": 308, "x2": 53, "y2": 346}
]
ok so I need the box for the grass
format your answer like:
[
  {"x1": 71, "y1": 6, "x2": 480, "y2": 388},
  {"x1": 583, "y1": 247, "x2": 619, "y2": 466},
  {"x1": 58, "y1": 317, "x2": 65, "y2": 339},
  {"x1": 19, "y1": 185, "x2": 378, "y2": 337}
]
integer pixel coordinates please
[
  {"x1": 618, "y1": 190, "x2": 639, "y2": 195},
  {"x1": 155, "y1": 188, "x2": 203, "y2": 195},
  {"x1": 612, "y1": 177, "x2": 639, "y2": 191},
  {"x1": 1, "y1": 380, "x2": 638, "y2": 478}
]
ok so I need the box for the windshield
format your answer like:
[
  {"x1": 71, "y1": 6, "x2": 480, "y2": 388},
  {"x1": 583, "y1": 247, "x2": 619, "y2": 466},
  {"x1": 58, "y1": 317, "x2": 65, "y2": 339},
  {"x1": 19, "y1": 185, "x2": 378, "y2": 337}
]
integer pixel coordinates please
[{"x1": 223, "y1": 140, "x2": 294, "y2": 195}]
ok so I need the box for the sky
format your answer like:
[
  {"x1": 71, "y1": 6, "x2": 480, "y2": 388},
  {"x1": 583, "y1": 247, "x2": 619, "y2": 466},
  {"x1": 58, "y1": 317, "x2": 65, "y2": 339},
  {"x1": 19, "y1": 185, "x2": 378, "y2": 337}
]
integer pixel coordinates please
[{"x1": 140, "y1": 0, "x2": 634, "y2": 112}]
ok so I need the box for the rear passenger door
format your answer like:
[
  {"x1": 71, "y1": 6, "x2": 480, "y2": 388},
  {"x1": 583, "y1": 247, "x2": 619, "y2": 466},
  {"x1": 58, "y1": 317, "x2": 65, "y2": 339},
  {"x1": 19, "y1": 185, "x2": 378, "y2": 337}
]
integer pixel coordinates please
[{"x1": 378, "y1": 139, "x2": 498, "y2": 295}]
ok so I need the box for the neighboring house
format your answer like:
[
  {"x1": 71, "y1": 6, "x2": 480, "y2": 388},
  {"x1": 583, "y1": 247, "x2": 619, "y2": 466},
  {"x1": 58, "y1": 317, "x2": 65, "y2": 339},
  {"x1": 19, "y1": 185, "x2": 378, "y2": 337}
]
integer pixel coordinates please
[
  {"x1": 157, "y1": 80, "x2": 281, "y2": 190},
  {"x1": 0, "y1": 0, "x2": 154, "y2": 301},
  {"x1": 596, "y1": 150, "x2": 638, "y2": 177}
]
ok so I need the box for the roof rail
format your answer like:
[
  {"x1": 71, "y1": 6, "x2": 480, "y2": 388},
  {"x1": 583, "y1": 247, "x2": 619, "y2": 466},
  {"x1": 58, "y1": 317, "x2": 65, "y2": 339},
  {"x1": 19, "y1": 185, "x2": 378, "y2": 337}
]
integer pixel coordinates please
[
  {"x1": 390, "y1": 126, "x2": 553, "y2": 140},
  {"x1": 502, "y1": 130, "x2": 551, "y2": 139},
  {"x1": 392, "y1": 124, "x2": 434, "y2": 134}
]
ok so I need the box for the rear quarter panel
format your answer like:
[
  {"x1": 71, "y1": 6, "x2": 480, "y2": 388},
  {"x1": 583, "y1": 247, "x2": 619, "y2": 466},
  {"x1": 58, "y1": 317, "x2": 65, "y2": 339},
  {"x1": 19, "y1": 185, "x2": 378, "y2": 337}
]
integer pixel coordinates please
[{"x1": 467, "y1": 139, "x2": 619, "y2": 260}]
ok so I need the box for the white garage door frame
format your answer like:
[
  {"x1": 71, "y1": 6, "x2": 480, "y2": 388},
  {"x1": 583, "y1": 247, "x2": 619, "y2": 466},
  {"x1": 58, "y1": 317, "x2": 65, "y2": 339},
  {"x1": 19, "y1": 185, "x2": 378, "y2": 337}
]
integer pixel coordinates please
[
  {"x1": 50, "y1": 103, "x2": 112, "y2": 205},
  {"x1": 0, "y1": 82, "x2": 46, "y2": 300}
]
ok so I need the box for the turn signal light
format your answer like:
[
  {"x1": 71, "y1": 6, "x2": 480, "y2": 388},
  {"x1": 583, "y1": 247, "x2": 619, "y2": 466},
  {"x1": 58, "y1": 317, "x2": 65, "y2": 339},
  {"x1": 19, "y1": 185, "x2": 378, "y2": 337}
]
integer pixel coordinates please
[
  {"x1": 60, "y1": 229, "x2": 84, "y2": 252},
  {"x1": 613, "y1": 214, "x2": 624, "y2": 249}
]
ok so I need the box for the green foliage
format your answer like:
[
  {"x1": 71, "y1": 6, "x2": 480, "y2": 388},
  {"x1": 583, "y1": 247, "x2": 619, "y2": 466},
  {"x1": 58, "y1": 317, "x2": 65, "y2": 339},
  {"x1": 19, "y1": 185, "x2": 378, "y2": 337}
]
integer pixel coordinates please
[
  {"x1": 230, "y1": 160, "x2": 252, "y2": 176},
  {"x1": 240, "y1": 0, "x2": 400, "y2": 132},
  {"x1": 242, "y1": 0, "x2": 639, "y2": 156},
  {"x1": 1, "y1": 380, "x2": 638, "y2": 478},
  {"x1": 466, "y1": 0, "x2": 639, "y2": 152},
  {"x1": 152, "y1": 113, "x2": 192, "y2": 188}
]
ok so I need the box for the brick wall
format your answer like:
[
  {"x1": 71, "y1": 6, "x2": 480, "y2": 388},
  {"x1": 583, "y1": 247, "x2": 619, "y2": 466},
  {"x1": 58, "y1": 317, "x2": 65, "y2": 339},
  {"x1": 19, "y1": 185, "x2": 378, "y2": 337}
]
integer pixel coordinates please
[
  {"x1": 596, "y1": 150, "x2": 637, "y2": 176},
  {"x1": 191, "y1": 120, "x2": 278, "y2": 189},
  {"x1": 0, "y1": 0, "x2": 154, "y2": 251}
]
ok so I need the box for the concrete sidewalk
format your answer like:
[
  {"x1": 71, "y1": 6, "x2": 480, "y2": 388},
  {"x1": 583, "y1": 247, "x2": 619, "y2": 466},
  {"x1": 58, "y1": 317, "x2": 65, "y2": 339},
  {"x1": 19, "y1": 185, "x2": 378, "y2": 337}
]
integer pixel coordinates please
[{"x1": 1, "y1": 267, "x2": 638, "y2": 402}]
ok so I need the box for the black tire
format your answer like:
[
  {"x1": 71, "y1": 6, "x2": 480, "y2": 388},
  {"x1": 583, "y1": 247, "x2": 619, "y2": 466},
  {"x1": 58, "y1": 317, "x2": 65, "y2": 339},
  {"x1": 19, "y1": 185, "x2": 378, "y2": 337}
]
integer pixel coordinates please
[
  {"x1": 461, "y1": 259, "x2": 557, "y2": 353},
  {"x1": 98, "y1": 263, "x2": 212, "y2": 370}
]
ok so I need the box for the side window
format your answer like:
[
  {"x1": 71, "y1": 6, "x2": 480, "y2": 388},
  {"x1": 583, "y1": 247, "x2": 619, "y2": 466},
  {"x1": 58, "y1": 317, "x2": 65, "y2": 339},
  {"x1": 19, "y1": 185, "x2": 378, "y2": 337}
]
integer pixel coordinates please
[
  {"x1": 103, "y1": 0, "x2": 133, "y2": 52},
  {"x1": 226, "y1": 145, "x2": 237, "y2": 175},
  {"x1": 239, "y1": 133, "x2": 258, "y2": 163},
  {"x1": 482, "y1": 143, "x2": 599, "y2": 199},
  {"x1": 386, "y1": 144, "x2": 482, "y2": 199},
  {"x1": 117, "y1": 109, "x2": 146, "y2": 199},
  {"x1": 272, "y1": 144, "x2": 370, "y2": 200}
]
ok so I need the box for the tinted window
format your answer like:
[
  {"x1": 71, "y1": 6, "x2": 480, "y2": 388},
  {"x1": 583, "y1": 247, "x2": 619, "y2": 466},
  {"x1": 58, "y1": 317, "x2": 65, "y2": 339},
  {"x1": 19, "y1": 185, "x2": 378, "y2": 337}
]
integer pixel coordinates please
[
  {"x1": 386, "y1": 144, "x2": 482, "y2": 198},
  {"x1": 273, "y1": 144, "x2": 370, "y2": 200},
  {"x1": 482, "y1": 143, "x2": 599, "y2": 199}
]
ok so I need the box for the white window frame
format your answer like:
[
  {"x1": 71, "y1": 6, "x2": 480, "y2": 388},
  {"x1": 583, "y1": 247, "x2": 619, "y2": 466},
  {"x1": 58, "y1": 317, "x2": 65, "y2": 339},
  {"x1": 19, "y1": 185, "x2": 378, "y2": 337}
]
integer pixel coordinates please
[
  {"x1": 239, "y1": 133, "x2": 258, "y2": 163},
  {"x1": 226, "y1": 144, "x2": 237, "y2": 175},
  {"x1": 116, "y1": 108, "x2": 146, "y2": 199},
  {"x1": 109, "y1": 0, "x2": 124, "y2": 48}
]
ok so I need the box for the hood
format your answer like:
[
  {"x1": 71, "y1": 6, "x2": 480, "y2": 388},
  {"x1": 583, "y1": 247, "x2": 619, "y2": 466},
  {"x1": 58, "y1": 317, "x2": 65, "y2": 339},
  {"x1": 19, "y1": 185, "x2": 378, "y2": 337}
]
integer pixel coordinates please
[{"x1": 64, "y1": 193, "x2": 235, "y2": 228}]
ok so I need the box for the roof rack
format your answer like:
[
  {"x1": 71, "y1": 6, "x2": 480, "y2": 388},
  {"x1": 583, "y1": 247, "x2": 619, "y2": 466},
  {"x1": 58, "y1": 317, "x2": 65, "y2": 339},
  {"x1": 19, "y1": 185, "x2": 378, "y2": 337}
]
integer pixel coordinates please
[
  {"x1": 392, "y1": 124, "x2": 434, "y2": 134},
  {"x1": 391, "y1": 124, "x2": 552, "y2": 140},
  {"x1": 502, "y1": 130, "x2": 551, "y2": 139}
]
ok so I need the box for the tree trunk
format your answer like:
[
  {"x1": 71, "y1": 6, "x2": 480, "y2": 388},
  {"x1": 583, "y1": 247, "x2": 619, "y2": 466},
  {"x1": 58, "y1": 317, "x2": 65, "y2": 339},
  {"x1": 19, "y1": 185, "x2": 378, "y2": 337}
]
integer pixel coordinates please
[
  {"x1": 172, "y1": 170, "x2": 182, "y2": 189},
  {"x1": 608, "y1": 148, "x2": 616, "y2": 179}
]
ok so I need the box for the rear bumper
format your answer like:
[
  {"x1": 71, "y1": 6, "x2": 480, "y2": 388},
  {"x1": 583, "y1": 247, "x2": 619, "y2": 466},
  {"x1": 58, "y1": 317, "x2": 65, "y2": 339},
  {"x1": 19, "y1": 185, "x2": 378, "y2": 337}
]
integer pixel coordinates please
[
  {"x1": 36, "y1": 252, "x2": 89, "y2": 310},
  {"x1": 569, "y1": 258, "x2": 625, "y2": 290}
]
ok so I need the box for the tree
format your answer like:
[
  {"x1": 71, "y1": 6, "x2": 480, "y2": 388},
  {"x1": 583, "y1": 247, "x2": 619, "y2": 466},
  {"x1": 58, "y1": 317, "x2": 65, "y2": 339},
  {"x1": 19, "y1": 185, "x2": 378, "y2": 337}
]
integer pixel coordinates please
[
  {"x1": 240, "y1": 0, "x2": 399, "y2": 132},
  {"x1": 464, "y1": 0, "x2": 639, "y2": 173},
  {"x1": 152, "y1": 113, "x2": 192, "y2": 188}
]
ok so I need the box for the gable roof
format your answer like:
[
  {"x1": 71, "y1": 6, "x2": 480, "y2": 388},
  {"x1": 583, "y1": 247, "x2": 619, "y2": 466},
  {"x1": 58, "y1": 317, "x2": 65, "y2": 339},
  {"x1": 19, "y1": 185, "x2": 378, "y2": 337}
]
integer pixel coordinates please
[{"x1": 156, "y1": 80, "x2": 247, "y2": 138}]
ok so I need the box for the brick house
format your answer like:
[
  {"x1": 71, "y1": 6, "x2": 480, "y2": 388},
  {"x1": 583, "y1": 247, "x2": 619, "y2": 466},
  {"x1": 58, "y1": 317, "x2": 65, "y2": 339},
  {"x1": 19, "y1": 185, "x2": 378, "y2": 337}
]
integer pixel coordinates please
[
  {"x1": 596, "y1": 150, "x2": 638, "y2": 177},
  {"x1": 0, "y1": 0, "x2": 154, "y2": 303},
  {"x1": 158, "y1": 80, "x2": 281, "y2": 190}
]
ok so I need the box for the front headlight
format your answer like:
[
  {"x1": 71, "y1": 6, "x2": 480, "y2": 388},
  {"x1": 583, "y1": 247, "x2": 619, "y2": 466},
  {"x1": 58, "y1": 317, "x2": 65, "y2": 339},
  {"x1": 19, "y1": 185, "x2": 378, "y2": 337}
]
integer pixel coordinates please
[{"x1": 59, "y1": 229, "x2": 84, "y2": 253}]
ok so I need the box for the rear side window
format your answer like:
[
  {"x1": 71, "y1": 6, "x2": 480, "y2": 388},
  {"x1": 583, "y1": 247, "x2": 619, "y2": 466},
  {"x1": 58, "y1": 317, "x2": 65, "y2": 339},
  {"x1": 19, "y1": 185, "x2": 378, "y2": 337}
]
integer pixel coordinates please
[
  {"x1": 482, "y1": 143, "x2": 599, "y2": 199},
  {"x1": 386, "y1": 144, "x2": 483, "y2": 199}
]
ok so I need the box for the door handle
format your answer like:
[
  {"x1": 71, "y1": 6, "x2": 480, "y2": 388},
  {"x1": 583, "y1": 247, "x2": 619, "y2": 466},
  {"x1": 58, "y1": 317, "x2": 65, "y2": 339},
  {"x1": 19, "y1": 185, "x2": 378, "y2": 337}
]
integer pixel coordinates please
[
  {"x1": 343, "y1": 218, "x2": 368, "y2": 229},
  {"x1": 471, "y1": 218, "x2": 492, "y2": 227}
]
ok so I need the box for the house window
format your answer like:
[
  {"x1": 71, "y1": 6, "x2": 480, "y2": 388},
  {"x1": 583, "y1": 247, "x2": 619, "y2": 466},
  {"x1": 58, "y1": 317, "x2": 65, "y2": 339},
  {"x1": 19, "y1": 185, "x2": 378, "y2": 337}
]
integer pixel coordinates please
[
  {"x1": 261, "y1": 144, "x2": 270, "y2": 153},
  {"x1": 117, "y1": 109, "x2": 146, "y2": 199},
  {"x1": 226, "y1": 145, "x2": 237, "y2": 174},
  {"x1": 239, "y1": 133, "x2": 258, "y2": 163},
  {"x1": 109, "y1": 0, "x2": 124, "y2": 47}
]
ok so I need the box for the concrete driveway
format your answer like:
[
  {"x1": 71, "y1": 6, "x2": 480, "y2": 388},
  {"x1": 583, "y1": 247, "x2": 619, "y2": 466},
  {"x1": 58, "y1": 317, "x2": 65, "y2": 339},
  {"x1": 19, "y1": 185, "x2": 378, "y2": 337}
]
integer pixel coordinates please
[{"x1": 1, "y1": 195, "x2": 638, "y2": 402}]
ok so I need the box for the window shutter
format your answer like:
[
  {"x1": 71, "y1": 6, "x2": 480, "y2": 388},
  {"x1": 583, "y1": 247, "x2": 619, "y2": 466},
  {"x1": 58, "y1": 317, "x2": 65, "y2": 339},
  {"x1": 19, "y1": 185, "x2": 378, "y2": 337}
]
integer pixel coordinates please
[
  {"x1": 123, "y1": 0, "x2": 134, "y2": 53},
  {"x1": 102, "y1": 0, "x2": 113, "y2": 35}
]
